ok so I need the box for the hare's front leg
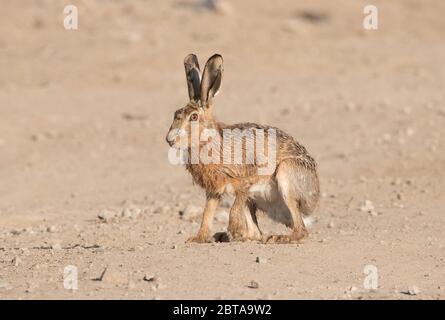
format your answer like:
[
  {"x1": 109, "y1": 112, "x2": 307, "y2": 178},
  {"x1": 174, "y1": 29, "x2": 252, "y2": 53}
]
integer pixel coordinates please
[
  {"x1": 186, "y1": 196, "x2": 219, "y2": 243},
  {"x1": 228, "y1": 192, "x2": 249, "y2": 240}
]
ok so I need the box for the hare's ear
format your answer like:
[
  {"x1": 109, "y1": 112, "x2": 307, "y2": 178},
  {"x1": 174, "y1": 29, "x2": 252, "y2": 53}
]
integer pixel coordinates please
[
  {"x1": 184, "y1": 54, "x2": 201, "y2": 102},
  {"x1": 200, "y1": 54, "x2": 223, "y2": 108}
]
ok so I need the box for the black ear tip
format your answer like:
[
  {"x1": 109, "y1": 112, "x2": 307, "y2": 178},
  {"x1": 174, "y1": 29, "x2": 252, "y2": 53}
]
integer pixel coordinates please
[
  {"x1": 184, "y1": 53, "x2": 199, "y2": 65},
  {"x1": 209, "y1": 53, "x2": 223, "y2": 61}
]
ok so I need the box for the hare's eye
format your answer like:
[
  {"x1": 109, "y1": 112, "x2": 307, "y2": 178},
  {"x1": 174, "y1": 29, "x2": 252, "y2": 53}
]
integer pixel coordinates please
[{"x1": 190, "y1": 113, "x2": 198, "y2": 121}]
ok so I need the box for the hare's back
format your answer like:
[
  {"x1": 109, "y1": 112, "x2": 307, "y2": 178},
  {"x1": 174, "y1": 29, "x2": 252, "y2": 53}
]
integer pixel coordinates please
[{"x1": 223, "y1": 122, "x2": 315, "y2": 167}]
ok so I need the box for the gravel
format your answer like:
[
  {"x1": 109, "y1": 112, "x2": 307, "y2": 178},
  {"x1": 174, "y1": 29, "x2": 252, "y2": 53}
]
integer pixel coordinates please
[
  {"x1": 98, "y1": 209, "x2": 116, "y2": 222},
  {"x1": 143, "y1": 274, "x2": 156, "y2": 282},
  {"x1": 407, "y1": 286, "x2": 421, "y2": 295}
]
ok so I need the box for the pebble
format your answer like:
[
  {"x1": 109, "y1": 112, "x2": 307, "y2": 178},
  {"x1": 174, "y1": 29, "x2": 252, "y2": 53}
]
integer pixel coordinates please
[
  {"x1": 345, "y1": 286, "x2": 358, "y2": 293},
  {"x1": 11, "y1": 229, "x2": 23, "y2": 235},
  {"x1": 143, "y1": 274, "x2": 156, "y2": 282},
  {"x1": 12, "y1": 257, "x2": 21, "y2": 266},
  {"x1": 203, "y1": 0, "x2": 232, "y2": 14},
  {"x1": 407, "y1": 286, "x2": 420, "y2": 295},
  {"x1": 255, "y1": 257, "x2": 265, "y2": 264},
  {"x1": 47, "y1": 226, "x2": 57, "y2": 233},
  {"x1": 248, "y1": 281, "x2": 259, "y2": 289},
  {"x1": 121, "y1": 207, "x2": 142, "y2": 219},
  {"x1": 327, "y1": 222, "x2": 335, "y2": 229},
  {"x1": 98, "y1": 209, "x2": 116, "y2": 222},
  {"x1": 359, "y1": 200, "x2": 376, "y2": 215},
  {"x1": 51, "y1": 243, "x2": 62, "y2": 251}
]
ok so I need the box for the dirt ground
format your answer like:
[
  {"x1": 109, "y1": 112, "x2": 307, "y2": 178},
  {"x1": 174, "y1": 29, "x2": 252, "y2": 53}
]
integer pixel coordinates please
[{"x1": 1, "y1": 0, "x2": 444, "y2": 300}]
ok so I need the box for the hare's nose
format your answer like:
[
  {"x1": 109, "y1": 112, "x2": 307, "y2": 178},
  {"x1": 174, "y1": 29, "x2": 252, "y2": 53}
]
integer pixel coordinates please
[{"x1": 166, "y1": 128, "x2": 180, "y2": 146}]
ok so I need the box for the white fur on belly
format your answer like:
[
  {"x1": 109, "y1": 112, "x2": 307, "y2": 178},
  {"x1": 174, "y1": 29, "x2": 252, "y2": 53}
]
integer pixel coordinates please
[
  {"x1": 248, "y1": 180, "x2": 314, "y2": 228},
  {"x1": 249, "y1": 181, "x2": 291, "y2": 226},
  {"x1": 248, "y1": 180, "x2": 278, "y2": 202}
]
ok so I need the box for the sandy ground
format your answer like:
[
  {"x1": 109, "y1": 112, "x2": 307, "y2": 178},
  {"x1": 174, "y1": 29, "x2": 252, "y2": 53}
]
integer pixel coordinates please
[{"x1": 1, "y1": 0, "x2": 445, "y2": 299}]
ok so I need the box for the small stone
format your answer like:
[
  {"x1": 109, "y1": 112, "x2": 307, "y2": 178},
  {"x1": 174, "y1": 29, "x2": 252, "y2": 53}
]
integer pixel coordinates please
[
  {"x1": 407, "y1": 286, "x2": 420, "y2": 295},
  {"x1": 369, "y1": 210, "x2": 379, "y2": 217},
  {"x1": 248, "y1": 281, "x2": 259, "y2": 289},
  {"x1": 143, "y1": 274, "x2": 156, "y2": 282},
  {"x1": 327, "y1": 222, "x2": 335, "y2": 229},
  {"x1": 47, "y1": 226, "x2": 57, "y2": 233},
  {"x1": 12, "y1": 257, "x2": 21, "y2": 266},
  {"x1": 203, "y1": 0, "x2": 232, "y2": 14},
  {"x1": 391, "y1": 178, "x2": 402, "y2": 186},
  {"x1": 98, "y1": 209, "x2": 116, "y2": 222},
  {"x1": 121, "y1": 207, "x2": 142, "y2": 219},
  {"x1": 255, "y1": 257, "x2": 265, "y2": 264},
  {"x1": 346, "y1": 286, "x2": 358, "y2": 293},
  {"x1": 11, "y1": 229, "x2": 22, "y2": 235},
  {"x1": 359, "y1": 200, "x2": 375, "y2": 214},
  {"x1": 51, "y1": 243, "x2": 62, "y2": 251}
]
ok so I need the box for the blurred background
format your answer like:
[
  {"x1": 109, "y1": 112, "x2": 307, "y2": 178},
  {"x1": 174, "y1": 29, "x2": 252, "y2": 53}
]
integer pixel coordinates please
[
  {"x1": 1, "y1": 0, "x2": 445, "y2": 222},
  {"x1": 1, "y1": 0, "x2": 444, "y2": 224}
]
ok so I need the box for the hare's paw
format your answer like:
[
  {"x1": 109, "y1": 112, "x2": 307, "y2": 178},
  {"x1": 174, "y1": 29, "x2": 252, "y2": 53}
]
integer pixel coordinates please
[
  {"x1": 264, "y1": 230, "x2": 308, "y2": 244},
  {"x1": 228, "y1": 221, "x2": 246, "y2": 240},
  {"x1": 186, "y1": 233, "x2": 212, "y2": 244}
]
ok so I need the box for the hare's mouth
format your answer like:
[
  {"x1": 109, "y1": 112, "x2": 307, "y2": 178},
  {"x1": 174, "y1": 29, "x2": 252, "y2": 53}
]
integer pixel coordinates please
[{"x1": 166, "y1": 137, "x2": 188, "y2": 150}]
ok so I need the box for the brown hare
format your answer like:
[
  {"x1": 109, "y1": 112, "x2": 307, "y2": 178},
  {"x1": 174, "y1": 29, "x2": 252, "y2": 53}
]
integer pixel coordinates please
[{"x1": 166, "y1": 54, "x2": 320, "y2": 244}]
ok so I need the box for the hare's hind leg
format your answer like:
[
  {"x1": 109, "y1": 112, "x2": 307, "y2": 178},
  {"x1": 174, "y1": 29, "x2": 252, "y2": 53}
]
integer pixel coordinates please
[
  {"x1": 265, "y1": 161, "x2": 311, "y2": 244},
  {"x1": 226, "y1": 192, "x2": 262, "y2": 241},
  {"x1": 245, "y1": 200, "x2": 262, "y2": 241}
]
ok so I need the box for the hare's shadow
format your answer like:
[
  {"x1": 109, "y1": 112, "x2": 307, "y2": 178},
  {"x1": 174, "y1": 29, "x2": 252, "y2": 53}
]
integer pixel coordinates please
[{"x1": 213, "y1": 232, "x2": 231, "y2": 243}]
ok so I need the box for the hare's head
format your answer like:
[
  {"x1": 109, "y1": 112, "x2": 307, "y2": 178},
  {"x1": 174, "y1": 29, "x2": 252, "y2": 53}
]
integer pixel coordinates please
[{"x1": 166, "y1": 54, "x2": 223, "y2": 149}]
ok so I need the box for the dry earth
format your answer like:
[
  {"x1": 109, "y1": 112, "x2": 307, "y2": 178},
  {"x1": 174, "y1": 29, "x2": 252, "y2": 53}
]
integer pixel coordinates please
[{"x1": 0, "y1": 0, "x2": 445, "y2": 299}]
